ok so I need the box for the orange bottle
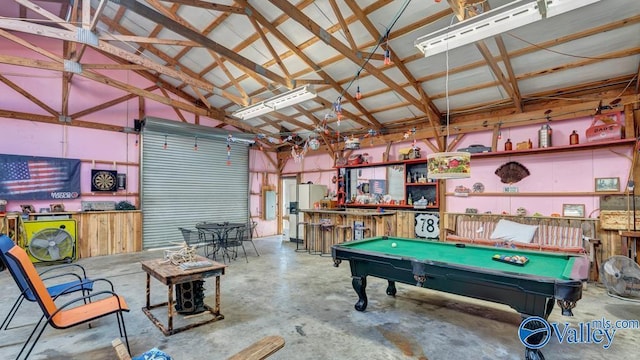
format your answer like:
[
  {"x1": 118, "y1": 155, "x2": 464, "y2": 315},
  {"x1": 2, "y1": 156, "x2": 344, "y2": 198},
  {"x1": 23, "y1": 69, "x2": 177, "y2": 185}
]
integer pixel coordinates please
[{"x1": 570, "y1": 130, "x2": 579, "y2": 145}]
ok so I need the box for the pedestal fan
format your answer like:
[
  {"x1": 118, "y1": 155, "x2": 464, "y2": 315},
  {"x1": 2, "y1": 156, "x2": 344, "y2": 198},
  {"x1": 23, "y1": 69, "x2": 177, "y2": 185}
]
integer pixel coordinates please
[{"x1": 600, "y1": 256, "x2": 640, "y2": 298}]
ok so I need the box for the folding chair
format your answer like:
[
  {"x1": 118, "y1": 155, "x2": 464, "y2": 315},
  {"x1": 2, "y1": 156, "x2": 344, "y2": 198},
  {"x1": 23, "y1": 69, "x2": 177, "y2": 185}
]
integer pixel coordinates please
[
  {"x1": 0, "y1": 259, "x2": 94, "y2": 331},
  {"x1": 0, "y1": 234, "x2": 130, "y2": 359}
]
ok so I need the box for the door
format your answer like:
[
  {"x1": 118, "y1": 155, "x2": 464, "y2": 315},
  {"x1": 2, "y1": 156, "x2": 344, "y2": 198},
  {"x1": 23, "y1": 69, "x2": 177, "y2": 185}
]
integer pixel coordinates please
[{"x1": 281, "y1": 177, "x2": 297, "y2": 242}]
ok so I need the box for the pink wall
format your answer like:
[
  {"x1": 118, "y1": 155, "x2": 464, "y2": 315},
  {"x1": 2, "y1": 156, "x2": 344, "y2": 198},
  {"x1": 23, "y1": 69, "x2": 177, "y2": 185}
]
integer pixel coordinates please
[
  {"x1": 0, "y1": 35, "x2": 279, "y2": 235},
  {"x1": 446, "y1": 115, "x2": 632, "y2": 217},
  {"x1": 1, "y1": 35, "x2": 630, "y2": 236}
]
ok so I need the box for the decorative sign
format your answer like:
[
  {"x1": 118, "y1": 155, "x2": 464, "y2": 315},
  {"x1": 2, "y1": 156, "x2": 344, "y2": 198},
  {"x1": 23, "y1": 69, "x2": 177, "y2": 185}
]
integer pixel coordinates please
[
  {"x1": 415, "y1": 213, "x2": 439, "y2": 239},
  {"x1": 0, "y1": 154, "x2": 80, "y2": 200},
  {"x1": 91, "y1": 170, "x2": 117, "y2": 192}
]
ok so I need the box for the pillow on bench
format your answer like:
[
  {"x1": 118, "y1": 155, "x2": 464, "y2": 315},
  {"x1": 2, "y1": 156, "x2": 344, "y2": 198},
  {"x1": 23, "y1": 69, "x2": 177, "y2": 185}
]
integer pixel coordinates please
[{"x1": 490, "y1": 219, "x2": 538, "y2": 244}]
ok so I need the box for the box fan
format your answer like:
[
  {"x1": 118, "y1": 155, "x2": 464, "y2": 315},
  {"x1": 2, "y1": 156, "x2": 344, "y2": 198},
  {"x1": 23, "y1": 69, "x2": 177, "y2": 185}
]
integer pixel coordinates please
[{"x1": 22, "y1": 220, "x2": 77, "y2": 263}]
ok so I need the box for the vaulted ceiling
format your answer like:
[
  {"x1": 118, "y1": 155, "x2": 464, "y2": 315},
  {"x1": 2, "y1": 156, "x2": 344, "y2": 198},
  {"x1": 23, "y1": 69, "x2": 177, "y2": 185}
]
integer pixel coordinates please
[{"x1": 1, "y1": 0, "x2": 639, "y2": 154}]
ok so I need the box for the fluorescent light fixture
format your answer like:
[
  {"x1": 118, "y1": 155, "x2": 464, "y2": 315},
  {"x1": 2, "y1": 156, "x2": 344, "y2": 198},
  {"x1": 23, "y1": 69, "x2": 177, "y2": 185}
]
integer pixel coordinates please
[
  {"x1": 232, "y1": 85, "x2": 317, "y2": 120},
  {"x1": 415, "y1": 0, "x2": 601, "y2": 57},
  {"x1": 232, "y1": 102, "x2": 272, "y2": 120},
  {"x1": 264, "y1": 85, "x2": 317, "y2": 110}
]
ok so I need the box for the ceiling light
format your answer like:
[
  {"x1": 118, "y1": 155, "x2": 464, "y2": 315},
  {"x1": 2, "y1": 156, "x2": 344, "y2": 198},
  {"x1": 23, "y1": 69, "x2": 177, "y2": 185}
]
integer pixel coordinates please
[
  {"x1": 231, "y1": 102, "x2": 272, "y2": 120},
  {"x1": 232, "y1": 85, "x2": 317, "y2": 120},
  {"x1": 264, "y1": 85, "x2": 317, "y2": 110},
  {"x1": 415, "y1": 0, "x2": 601, "y2": 57}
]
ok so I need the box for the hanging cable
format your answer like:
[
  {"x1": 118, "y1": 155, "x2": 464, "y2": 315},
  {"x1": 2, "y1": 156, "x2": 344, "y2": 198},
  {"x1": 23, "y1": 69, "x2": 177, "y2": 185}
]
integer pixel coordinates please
[{"x1": 334, "y1": 0, "x2": 412, "y2": 104}]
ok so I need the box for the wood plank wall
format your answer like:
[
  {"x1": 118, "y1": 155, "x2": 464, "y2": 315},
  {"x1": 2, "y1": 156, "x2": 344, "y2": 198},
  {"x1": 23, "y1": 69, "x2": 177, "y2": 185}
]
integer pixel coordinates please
[{"x1": 73, "y1": 211, "x2": 142, "y2": 258}]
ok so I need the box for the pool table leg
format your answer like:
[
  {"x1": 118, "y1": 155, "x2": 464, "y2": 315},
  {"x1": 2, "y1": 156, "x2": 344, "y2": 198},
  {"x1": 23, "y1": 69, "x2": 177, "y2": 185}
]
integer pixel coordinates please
[
  {"x1": 525, "y1": 348, "x2": 545, "y2": 360},
  {"x1": 352, "y1": 276, "x2": 368, "y2": 311},
  {"x1": 520, "y1": 316, "x2": 548, "y2": 360},
  {"x1": 545, "y1": 298, "x2": 555, "y2": 319},
  {"x1": 386, "y1": 280, "x2": 396, "y2": 296}
]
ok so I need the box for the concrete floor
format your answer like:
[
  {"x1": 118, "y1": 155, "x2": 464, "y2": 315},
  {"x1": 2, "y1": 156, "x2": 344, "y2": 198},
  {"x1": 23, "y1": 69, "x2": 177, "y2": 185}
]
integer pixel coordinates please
[{"x1": 0, "y1": 236, "x2": 638, "y2": 360}]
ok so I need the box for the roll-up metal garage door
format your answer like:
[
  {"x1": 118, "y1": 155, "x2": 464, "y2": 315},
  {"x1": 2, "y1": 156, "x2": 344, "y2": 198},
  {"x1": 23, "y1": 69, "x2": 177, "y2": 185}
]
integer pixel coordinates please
[{"x1": 140, "y1": 117, "x2": 252, "y2": 249}]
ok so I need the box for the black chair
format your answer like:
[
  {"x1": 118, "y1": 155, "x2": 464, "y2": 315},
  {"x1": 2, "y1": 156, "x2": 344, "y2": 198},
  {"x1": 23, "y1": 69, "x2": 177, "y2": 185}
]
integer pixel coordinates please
[
  {"x1": 224, "y1": 225, "x2": 248, "y2": 263},
  {"x1": 242, "y1": 221, "x2": 259, "y2": 256},
  {"x1": 178, "y1": 228, "x2": 203, "y2": 250}
]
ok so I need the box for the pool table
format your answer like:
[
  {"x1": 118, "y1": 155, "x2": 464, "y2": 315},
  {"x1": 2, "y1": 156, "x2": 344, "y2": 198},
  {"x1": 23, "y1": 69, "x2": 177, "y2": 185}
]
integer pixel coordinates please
[{"x1": 332, "y1": 236, "x2": 590, "y2": 360}]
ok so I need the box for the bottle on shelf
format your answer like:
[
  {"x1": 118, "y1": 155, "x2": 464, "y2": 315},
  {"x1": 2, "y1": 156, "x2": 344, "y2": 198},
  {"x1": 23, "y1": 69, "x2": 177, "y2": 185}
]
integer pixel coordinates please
[
  {"x1": 408, "y1": 193, "x2": 413, "y2": 205},
  {"x1": 570, "y1": 130, "x2": 579, "y2": 145},
  {"x1": 528, "y1": 138, "x2": 533, "y2": 149},
  {"x1": 538, "y1": 124, "x2": 552, "y2": 148},
  {"x1": 505, "y1": 138, "x2": 512, "y2": 151},
  {"x1": 407, "y1": 172, "x2": 412, "y2": 183}
]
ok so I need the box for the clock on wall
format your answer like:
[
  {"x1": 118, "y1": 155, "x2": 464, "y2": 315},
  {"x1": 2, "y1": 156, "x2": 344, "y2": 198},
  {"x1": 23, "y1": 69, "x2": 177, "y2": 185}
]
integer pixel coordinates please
[{"x1": 91, "y1": 170, "x2": 117, "y2": 192}]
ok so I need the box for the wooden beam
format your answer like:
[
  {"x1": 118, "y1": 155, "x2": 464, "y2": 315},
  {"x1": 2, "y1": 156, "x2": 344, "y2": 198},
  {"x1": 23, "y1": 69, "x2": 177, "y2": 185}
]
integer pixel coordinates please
[
  {"x1": 71, "y1": 85, "x2": 158, "y2": 119},
  {"x1": 0, "y1": 54, "x2": 62, "y2": 71},
  {"x1": 137, "y1": 0, "x2": 267, "y2": 105},
  {"x1": 248, "y1": 16, "x2": 291, "y2": 80},
  {"x1": 0, "y1": 109, "x2": 124, "y2": 132},
  {"x1": 329, "y1": 0, "x2": 357, "y2": 51},
  {"x1": 476, "y1": 41, "x2": 523, "y2": 112},
  {"x1": 8, "y1": 1, "x2": 215, "y2": 92},
  {"x1": 241, "y1": 0, "x2": 383, "y2": 130},
  {"x1": 115, "y1": 0, "x2": 292, "y2": 88},
  {"x1": 268, "y1": 0, "x2": 425, "y2": 117},
  {"x1": 159, "y1": 87, "x2": 188, "y2": 123},
  {"x1": 494, "y1": 35, "x2": 523, "y2": 112},
  {"x1": 138, "y1": 95, "x2": 145, "y2": 120},
  {"x1": 344, "y1": 1, "x2": 442, "y2": 143},
  {"x1": 98, "y1": 34, "x2": 200, "y2": 46},
  {"x1": 160, "y1": 0, "x2": 244, "y2": 13},
  {"x1": 209, "y1": 51, "x2": 248, "y2": 103},
  {"x1": 89, "y1": 0, "x2": 108, "y2": 31},
  {"x1": 0, "y1": 74, "x2": 58, "y2": 116}
]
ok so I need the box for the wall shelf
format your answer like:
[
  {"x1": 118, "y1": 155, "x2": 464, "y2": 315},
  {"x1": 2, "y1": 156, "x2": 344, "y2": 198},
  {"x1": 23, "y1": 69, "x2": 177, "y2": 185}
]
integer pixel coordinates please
[
  {"x1": 471, "y1": 138, "x2": 635, "y2": 158},
  {"x1": 446, "y1": 191, "x2": 624, "y2": 197}
]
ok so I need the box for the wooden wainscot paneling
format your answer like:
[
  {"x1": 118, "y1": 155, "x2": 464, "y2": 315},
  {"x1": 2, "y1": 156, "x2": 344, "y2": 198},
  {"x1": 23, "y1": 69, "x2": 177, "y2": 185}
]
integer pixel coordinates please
[
  {"x1": 395, "y1": 210, "x2": 415, "y2": 238},
  {"x1": 74, "y1": 211, "x2": 142, "y2": 258}
]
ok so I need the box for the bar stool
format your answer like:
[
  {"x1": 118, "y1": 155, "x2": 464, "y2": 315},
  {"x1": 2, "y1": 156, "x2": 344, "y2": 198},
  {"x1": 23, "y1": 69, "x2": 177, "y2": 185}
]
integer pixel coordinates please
[
  {"x1": 307, "y1": 222, "x2": 323, "y2": 255},
  {"x1": 335, "y1": 224, "x2": 352, "y2": 244},
  {"x1": 295, "y1": 222, "x2": 308, "y2": 252},
  {"x1": 354, "y1": 224, "x2": 371, "y2": 239},
  {"x1": 320, "y1": 222, "x2": 334, "y2": 257}
]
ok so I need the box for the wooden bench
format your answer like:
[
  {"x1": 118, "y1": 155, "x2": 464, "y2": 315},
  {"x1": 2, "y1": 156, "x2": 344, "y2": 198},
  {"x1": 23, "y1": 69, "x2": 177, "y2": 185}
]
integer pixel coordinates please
[{"x1": 113, "y1": 335, "x2": 285, "y2": 360}]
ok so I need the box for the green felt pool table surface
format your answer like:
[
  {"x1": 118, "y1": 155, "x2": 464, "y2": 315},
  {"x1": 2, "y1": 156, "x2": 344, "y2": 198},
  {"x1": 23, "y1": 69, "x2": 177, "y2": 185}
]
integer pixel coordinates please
[{"x1": 337, "y1": 236, "x2": 578, "y2": 280}]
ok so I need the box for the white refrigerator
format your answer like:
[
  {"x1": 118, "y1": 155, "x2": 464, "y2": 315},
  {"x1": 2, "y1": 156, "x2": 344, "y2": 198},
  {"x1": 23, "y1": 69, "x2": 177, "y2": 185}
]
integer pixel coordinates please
[{"x1": 288, "y1": 184, "x2": 327, "y2": 242}]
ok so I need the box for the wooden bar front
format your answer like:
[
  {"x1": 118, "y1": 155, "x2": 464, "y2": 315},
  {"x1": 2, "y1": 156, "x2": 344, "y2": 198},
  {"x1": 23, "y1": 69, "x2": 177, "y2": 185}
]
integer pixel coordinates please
[{"x1": 298, "y1": 209, "x2": 397, "y2": 252}]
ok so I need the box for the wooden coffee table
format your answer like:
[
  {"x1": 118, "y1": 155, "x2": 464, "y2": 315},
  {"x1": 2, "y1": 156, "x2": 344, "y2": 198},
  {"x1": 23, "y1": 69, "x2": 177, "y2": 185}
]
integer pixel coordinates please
[{"x1": 141, "y1": 256, "x2": 227, "y2": 335}]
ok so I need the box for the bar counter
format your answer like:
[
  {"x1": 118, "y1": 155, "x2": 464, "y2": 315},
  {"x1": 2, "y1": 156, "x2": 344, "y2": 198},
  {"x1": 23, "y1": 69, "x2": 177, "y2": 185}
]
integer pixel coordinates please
[{"x1": 298, "y1": 209, "x2": 397, "y2": 248}]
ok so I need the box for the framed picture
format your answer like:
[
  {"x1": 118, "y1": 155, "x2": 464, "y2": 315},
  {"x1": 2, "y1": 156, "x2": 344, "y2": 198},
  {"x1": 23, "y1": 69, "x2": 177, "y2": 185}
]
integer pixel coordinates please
[
  {"x1": 595, "y1": 177, "x2": 620, "y2": 192},
  {"x1": 562, "y1": 204, "x2": 585, "y2": 218}
]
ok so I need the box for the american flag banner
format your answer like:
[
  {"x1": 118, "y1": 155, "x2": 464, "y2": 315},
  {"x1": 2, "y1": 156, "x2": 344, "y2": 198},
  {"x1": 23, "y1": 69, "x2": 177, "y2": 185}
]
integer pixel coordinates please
[{"x1": 0, "y1": 154, "x2": 80, "y2": 200}]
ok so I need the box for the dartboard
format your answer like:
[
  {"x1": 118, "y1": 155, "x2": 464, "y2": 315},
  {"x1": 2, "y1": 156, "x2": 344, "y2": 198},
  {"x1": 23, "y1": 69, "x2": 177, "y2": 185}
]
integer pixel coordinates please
[{"x1": 91, "y1": 170, "x2": 117, "y2": 191}]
